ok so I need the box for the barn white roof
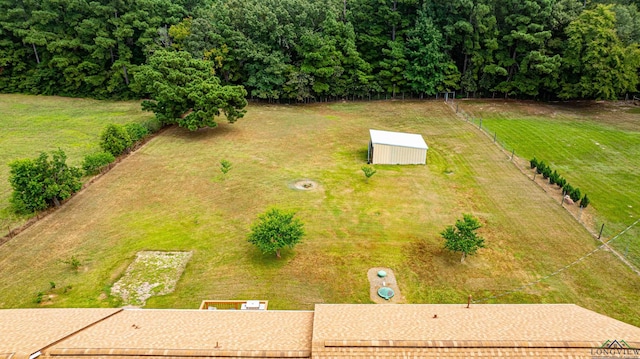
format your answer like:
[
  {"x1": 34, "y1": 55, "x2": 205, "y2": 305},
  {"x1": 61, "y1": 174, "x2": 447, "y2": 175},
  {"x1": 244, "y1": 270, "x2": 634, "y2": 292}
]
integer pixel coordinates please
[{"x1": 369, "y1": 129, "x2": 428, "y2": 149}]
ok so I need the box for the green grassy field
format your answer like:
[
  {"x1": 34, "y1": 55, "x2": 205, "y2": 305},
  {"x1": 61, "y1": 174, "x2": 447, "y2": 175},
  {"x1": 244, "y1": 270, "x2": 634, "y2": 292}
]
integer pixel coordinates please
[
  {"x1": 459, "y1": 100, "x2": 640, "y2": 268},
  {"x1": 0, "y1": 99, "x2": 638, "y2": 327},
  {"x1": 0, "y1": 94, "x2": 154, "y2": 232}
]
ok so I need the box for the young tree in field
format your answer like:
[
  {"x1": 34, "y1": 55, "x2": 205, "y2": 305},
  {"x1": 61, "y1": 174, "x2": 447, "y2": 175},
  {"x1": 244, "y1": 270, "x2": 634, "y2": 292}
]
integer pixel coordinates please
[
  {"x1": 134, "y1": 50, "x2": 247, "y2": 131},
  {"x1": 9, "y1": 149, "x2": 82, "y2": 213},
  {"x1": 247, "y1": 208, "x2": 304, "y2": 259},
  {"x1": 361, "y1": 165, "x2": 377, "y2": 181},
  {"x1": 441, "y1": 214, "x2": 485, "y2": 263},
  {"x1": 220, "y1": 159, "x2": 232, "y2": 175}
]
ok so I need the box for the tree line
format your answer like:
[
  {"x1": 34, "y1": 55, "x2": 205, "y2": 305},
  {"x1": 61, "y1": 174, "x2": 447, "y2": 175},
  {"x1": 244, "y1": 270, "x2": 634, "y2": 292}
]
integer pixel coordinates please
[{"x1": 1, "y1": 0, "x2": 639, "y2": 101}]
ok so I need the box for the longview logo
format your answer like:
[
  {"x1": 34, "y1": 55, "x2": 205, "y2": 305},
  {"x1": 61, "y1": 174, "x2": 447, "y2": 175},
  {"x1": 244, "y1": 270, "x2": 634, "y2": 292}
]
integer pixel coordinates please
[{"x1": 591, "y1": 340, "x2": 640, "y2": 358}]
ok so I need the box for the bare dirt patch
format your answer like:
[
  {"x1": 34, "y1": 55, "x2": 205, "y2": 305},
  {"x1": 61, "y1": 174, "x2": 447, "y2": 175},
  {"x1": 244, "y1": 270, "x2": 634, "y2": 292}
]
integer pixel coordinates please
[{"x1": 111, "y1": 251, "x2": 192, "y2": 307}]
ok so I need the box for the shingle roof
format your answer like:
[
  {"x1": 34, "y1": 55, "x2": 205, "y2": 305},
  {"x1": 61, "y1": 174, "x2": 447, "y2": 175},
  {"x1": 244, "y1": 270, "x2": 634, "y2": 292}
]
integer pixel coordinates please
[
  {"x1": 369, "y1": 130, "x2": 428, "y2": 149},
  {"x1": 47, "y1": 309, "x2": 314, "y2": 358},
  {"x1": 0, "y1": 308, "x2": 121, "y2": 359},
  {"x1": 311, "y1": 304, "x2": 640, "y2": 358},
  {"x1": 2, "y1": 304, "x2": 639, "y2": 359}
]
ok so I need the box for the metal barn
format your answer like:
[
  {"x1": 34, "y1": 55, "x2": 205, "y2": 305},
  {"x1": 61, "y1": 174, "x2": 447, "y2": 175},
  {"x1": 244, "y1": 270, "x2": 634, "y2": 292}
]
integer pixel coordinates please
[{"x1": 368, "y1": 129, "x2": 428, "y2": 165}]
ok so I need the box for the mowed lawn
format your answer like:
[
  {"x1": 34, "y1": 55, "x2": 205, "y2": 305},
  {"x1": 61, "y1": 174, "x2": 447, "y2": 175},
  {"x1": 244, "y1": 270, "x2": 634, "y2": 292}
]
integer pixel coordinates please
[
  {"x1": 459, "y1": 100, "x2": 640, "y2": 267},
  {"x1": 0, "y1": 94, "x2": 154, "y2": 231},
  {"x1": 0, "y1": 100, "x2": 638, "y2": 327}
]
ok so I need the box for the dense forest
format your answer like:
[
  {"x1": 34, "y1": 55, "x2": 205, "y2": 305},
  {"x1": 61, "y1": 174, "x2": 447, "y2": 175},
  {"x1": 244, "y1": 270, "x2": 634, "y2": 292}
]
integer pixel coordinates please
[{"x1": 1, "y1": 0, "x2": 639, "y2": 101}]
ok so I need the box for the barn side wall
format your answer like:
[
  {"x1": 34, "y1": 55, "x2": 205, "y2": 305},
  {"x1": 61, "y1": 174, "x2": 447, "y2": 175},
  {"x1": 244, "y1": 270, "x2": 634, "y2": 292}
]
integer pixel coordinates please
[{"x1": 372, "y1": 144, "x2": 426, "y2": 165}]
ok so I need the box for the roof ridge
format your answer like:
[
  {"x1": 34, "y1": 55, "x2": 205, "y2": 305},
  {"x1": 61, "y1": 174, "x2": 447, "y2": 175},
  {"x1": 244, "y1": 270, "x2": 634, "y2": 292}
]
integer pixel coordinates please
[
  {"x1": 48, "y1": 348, "x2": 311, "y2": 358},
  {"x1": 322, "y1": 339, "x2": 603, "y2": 348}
]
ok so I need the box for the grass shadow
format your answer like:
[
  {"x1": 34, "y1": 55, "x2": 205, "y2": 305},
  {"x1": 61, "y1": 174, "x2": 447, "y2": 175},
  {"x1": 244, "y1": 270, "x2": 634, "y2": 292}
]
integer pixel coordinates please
[
  {"x1": 356, "y1": 148, "x2": 369, "y2": 163},
  {"x1": 169, "y1": 123, "x2": 238, "y2": 141},
  {"x1": 246, "y1": 247, "x2": 295, "y2": 270}
]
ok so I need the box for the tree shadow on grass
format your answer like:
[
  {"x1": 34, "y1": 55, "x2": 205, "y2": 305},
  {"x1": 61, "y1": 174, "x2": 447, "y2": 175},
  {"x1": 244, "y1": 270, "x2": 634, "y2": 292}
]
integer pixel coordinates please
[
  {"x1": 168, "y1": 123, "x2": 238, "y2": 141},
  {"x1": 404, "y1": 238, "x2": 463, "y2": 276},
  {"x1": 246, "y1": 247, "x2": 294, "y2": 271}
]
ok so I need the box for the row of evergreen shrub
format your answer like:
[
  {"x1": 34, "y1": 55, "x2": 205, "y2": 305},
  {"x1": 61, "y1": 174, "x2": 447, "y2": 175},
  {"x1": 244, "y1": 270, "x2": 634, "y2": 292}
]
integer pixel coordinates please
[{"x1": 530, "y1": 157, "x2": 590, "y2": 208}]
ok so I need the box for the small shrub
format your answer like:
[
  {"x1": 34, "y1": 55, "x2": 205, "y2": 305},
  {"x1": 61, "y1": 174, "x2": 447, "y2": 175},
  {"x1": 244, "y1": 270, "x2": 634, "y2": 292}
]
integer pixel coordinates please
[
  {"x1": 49, "y1": 281, "x2": 56, "y2": 289},
  {"x1": 580, "y1": 194, "x2": 590, "y2": 208},
  {"x1": 536, "y1": 161, "x2": 546, "y2": 174},
  {"x1": 100, "y1": 124, "x2": 132, "y2": 157},
  {"x1": 124, "y1": 123, "x2": 149, "y2": 142},
  {"x1": 62, "y1": 255, "x2": 82, "y2": 272},
  {"x1": 82, "y1": 152, "x2": 115, "y2": 175},
  {"x1": 563, "y1": 183, "x2": 573, "y2": 196},
  {"x1": 361, "y1": 165, "x2": 377, "y2": 180},
  {"x1": 34, "y1": 291, "x2": 45, "y2": 304},
  {"x1": 530, "y1": 157, "x2": 538, "y2": 169},
  {"x1": 220, "y1": 159, "x2": 232, "y2": 175},
  {"x1": 542, "y1": 166, "x2": 552, "y2": 179},
  {"x1": 556, "y1": 176, "x2": 566, "y2": 188},
  {"x1": 570, "y1": 187, "x2": 581, "y2": 202},
  {"x1": 549, "y1": 170, "x2": 559, "y2": 185},
  {"x1": 142, "y1": 118, "x2": 163, "y2": 133}
]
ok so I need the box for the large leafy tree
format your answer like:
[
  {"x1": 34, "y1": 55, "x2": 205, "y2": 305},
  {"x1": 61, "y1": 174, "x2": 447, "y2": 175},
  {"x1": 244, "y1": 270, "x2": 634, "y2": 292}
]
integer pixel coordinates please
[
  {"x1": 247, "y1": 208, "x2": 304, "y2": 259},
  {"x1": 441, "y1": 214, "x2": 485, "y2": 263},
  {"x1": 135, "y1": 50, "x2": 247, "y2": 131},
  {"x1": 3, "y1": 0, "x2": 640, "y2": 100},
  {"x1": 612, "y1": 4, "x2": 640, "y2": 46},
  {"x1": 491, "y1": 0, "x2": 559, "y2": 97},
  {"x1": 9, "y1": 149, "x2": 82, "y2": 213},
  {"x1": 405, "y1": 6, "x2": 458, "y2": 96},
  {"x1": 560, "y1": 4, "x2": 640, "y2": 100},
  {"x1": 0, "y1": 0, "x2": 192, "y2": 97}
]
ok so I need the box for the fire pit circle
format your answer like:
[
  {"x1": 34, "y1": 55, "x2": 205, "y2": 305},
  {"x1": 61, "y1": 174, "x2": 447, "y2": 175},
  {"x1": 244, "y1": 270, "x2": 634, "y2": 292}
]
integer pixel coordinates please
[{"x1": 292, "y1": 179, "x2": 318, "y2": 191}]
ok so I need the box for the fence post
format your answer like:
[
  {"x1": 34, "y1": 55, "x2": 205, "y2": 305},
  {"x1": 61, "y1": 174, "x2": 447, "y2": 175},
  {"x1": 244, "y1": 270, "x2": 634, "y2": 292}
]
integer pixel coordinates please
[
  {"x1": 598, "y1": 223, "x2": 605, "y2": 239},
  {"x1": 456, "y1": 103, "x2": 459, "y2": 113},
  {"x1": 493, "y1": 132, "x2": 497, "y2": 143},
  {"x1": 579, "y1": 207, "x2": 583, "y2": 222},
  {"x1": 479, "y1": 118, "x2": 482, "y2": 129},
  {"x1": 625, "y1": 240, "x2": 629, "y2": 258},
  {"x1": 510, "y1": 148, "x2": 515, "y2": 161}
]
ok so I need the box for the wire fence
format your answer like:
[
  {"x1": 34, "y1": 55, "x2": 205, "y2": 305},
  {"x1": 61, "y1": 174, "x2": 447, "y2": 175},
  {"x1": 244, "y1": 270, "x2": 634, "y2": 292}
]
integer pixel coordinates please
[
  {"x1": 443, "y1": 99, "x2": 640, "y2": 301},
  {"x1": 473, "y1": 217, "x2": 640, "y2": 303},
  {"x1": 449, "y1": 100, "x2": 640, "y2": 267}
]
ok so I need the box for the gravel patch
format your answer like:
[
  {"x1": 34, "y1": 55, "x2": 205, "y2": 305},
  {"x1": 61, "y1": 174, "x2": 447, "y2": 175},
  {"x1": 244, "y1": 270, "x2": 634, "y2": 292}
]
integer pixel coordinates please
[{"x1": 111, "y1": 251, "x2": 192, "y2": 307}]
